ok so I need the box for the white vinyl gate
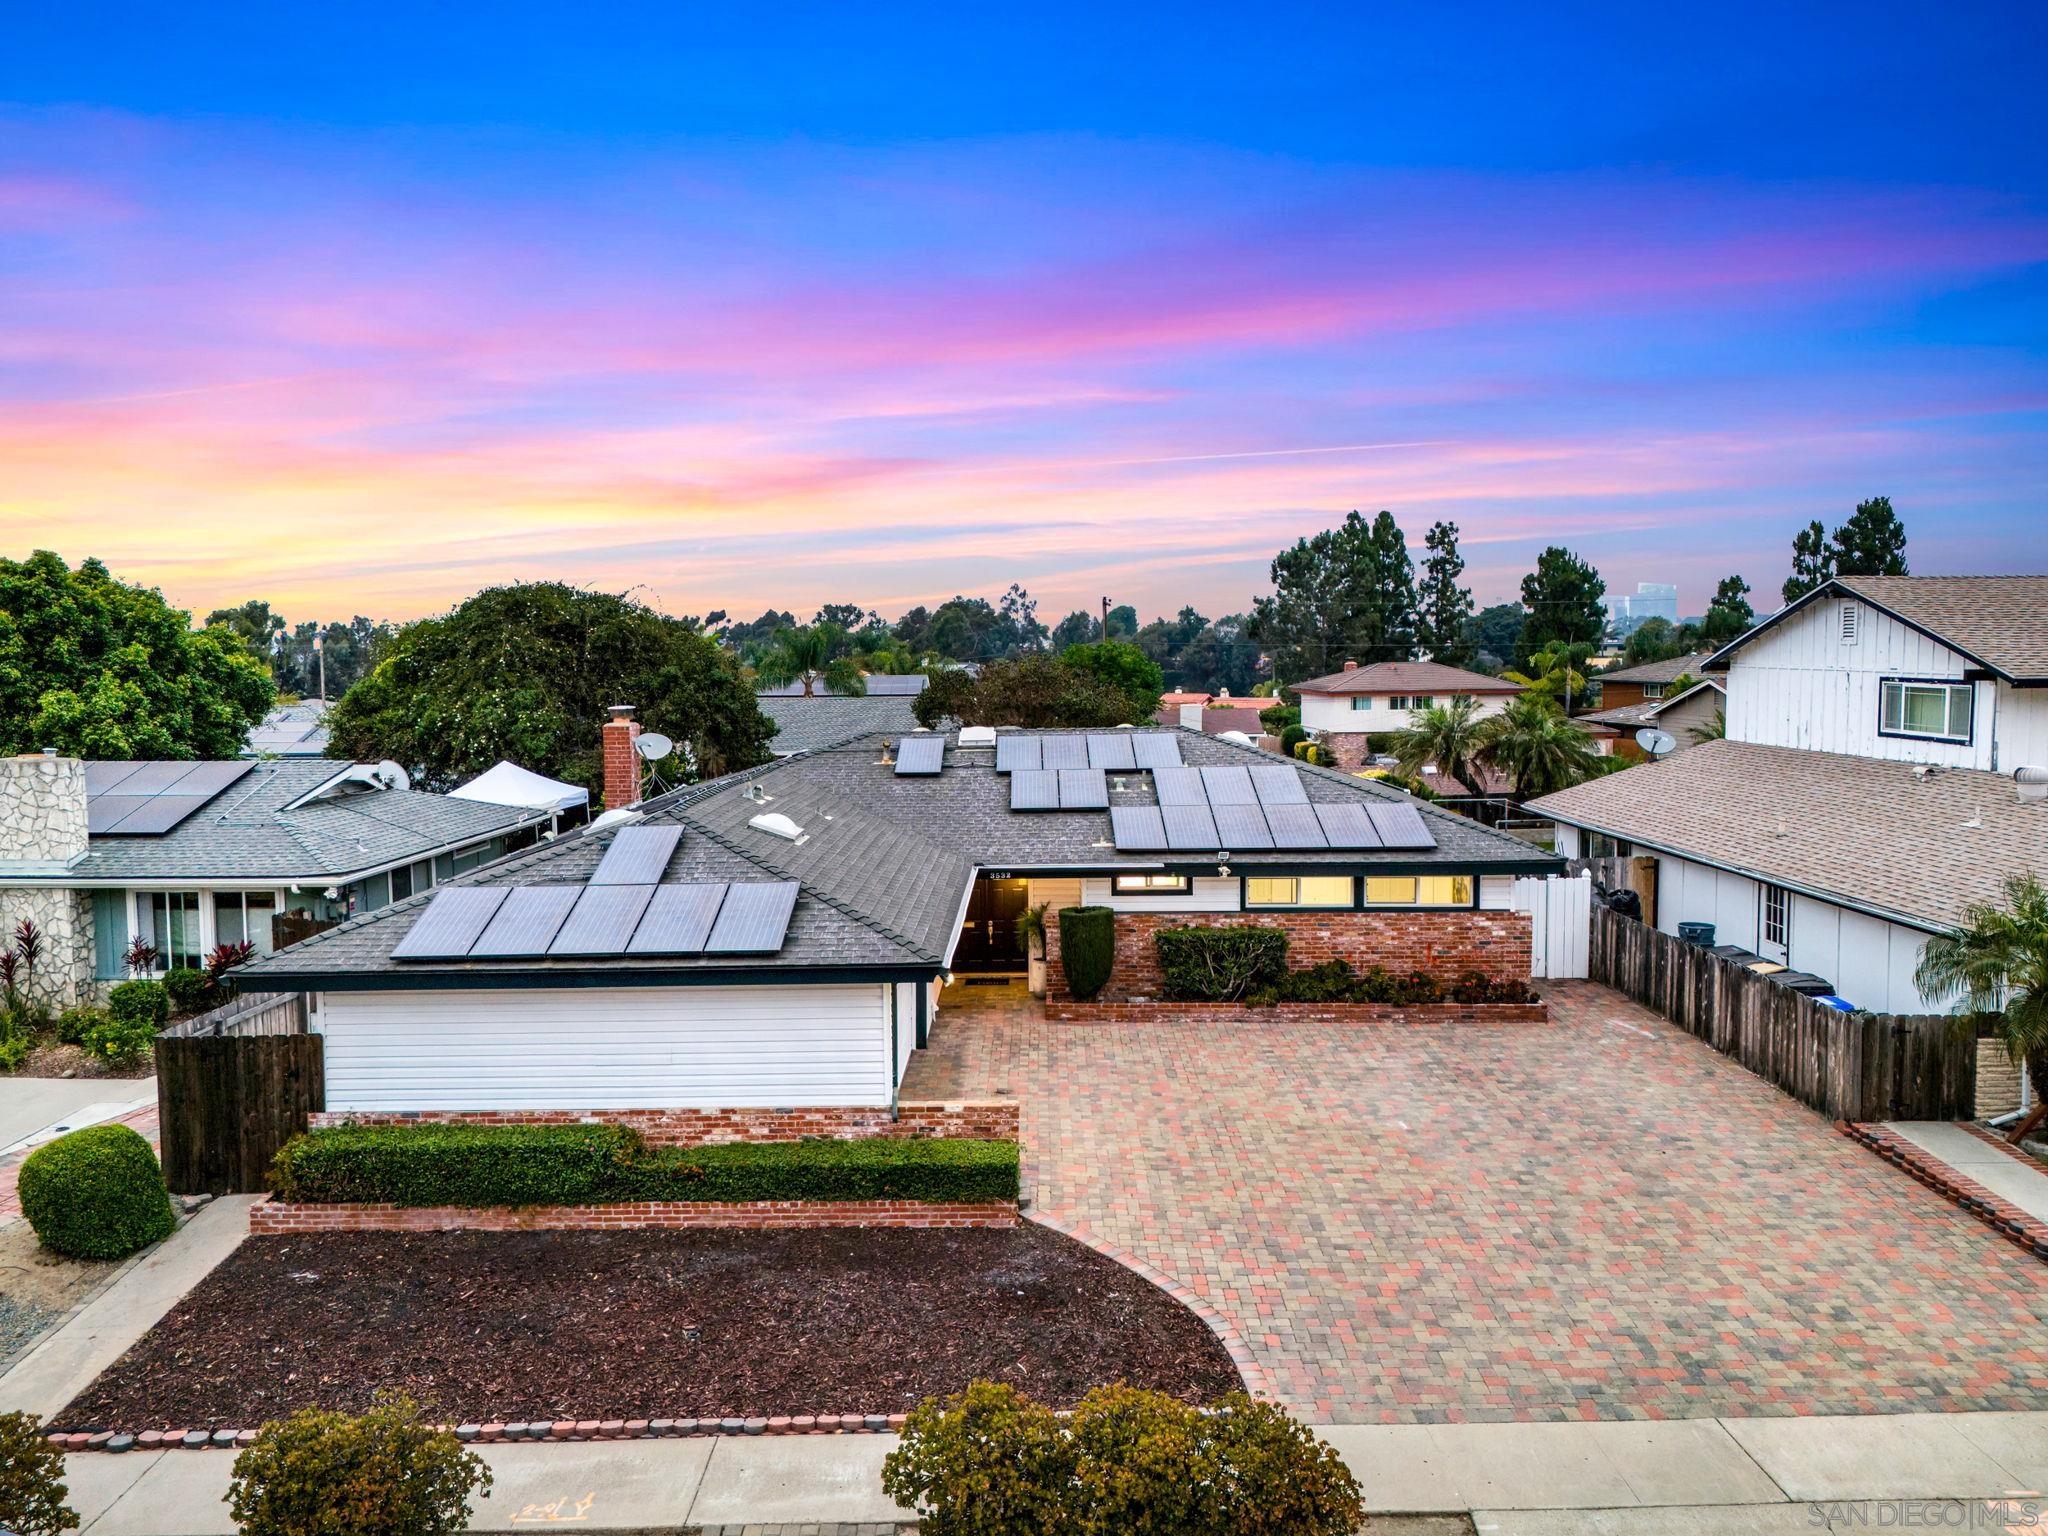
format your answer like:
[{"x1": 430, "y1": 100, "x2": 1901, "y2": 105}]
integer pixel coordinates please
[{"x1": 1514, "y1": 873, "x2": 1592, "y2": 979}]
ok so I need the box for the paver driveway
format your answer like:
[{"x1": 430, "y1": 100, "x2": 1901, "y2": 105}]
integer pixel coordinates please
[{"x1": 903, "y1": 981, "x2": 2048, "y2": 1423}]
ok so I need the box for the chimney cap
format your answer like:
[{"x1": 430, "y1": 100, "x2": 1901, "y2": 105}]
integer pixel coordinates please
[
  {"x1": 607, "y1": 704, "x2": 636, "y2": 720},
  {"x1": 1341, "y1": 660, "x2": 1359, "y2": 671}
]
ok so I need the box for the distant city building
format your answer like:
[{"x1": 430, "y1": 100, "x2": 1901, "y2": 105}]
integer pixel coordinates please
[{"x1": 1607, "y1": 582, "x2": 1679, "y2": 638}]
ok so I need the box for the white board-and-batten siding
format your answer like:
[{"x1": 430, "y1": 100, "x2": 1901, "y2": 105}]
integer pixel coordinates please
[{"x1": 316, "y1": 984, "x2": 895, "y2": 1112}]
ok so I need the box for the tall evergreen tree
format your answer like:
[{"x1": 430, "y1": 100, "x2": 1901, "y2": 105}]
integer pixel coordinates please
[
  {"x1": 1831, "y1": 496, "x2": 1909, "y2": 578},
  {"x1": 1782, "y1": 519, "x2": 1835, "y2": 603},
  {"x1": 1700, "y1": 575, "x2": 1755, "y2": 644},
  {"x1": 1416, "y1": 520, "x2": 1475, "y2": 665},
  {"x1": 1367, "y1": 511, "x2": 1418, "y2": 659},
  {"x1": 1517, "y1": 547, "x2": 1607, "y2": 667},
  {"x1": 1248, "y1": 510, "x2": 1419, "y2": 685}
]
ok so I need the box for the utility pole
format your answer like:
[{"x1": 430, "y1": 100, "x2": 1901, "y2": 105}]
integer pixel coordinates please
[
  {"x1": 1100, "y1": 595, "x2": 1111, "y2": 641},
  {"x1": 313, "y1": 633, "x2": 325, "y2": 702}
]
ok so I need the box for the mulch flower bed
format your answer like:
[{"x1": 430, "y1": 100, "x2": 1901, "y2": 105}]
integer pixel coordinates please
[{"x1": 57, "y1": 1225, "x2": 1241, "y2": 1430}]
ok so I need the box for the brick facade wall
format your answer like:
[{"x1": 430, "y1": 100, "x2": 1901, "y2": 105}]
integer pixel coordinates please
[
  {"x1": 306, "y1": 1100, "x2": 1020, "y2": 1147},
  {"x1": 251, "y1": 1197, "x2": 1019, "y2": 1234},
  {"x1": 1044, "y1": 999, "x2": 1547, "y2": 1024},
  {"x1": 1044, "y1": 907, "x2": 1533, "y2": 1002}
]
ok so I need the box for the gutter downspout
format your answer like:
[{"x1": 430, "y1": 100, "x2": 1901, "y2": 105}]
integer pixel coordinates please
[{"x1": 888, "y1": 982, "x2": 900, "y2": 1121}]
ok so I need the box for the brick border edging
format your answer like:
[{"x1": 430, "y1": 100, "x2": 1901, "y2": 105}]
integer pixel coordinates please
[
  {"x1": 1043, "y1": 1000, "x2": 1546, "y2": 1025},
  {"x1": 47, "y1": 1412, "x2": 917, "y2": 1454},
  {"x1": 1838, "y1": 1121, "x2": 2048, "y2": 1263},
  {"x1": 1022, "y1": 1209, "x2": 1275, "y2": 1402},
  {"x1": 248, "y1": 1197, "x2": 1020, "y2": 1234}
]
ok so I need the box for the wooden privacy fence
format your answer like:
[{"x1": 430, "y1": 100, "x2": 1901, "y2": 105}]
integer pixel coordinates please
[
  {"x1": 156, "y1": 992, "x2": 324, "y2": 1195},
  {"x1": 1588, "y1": 906, "x2": 1972, "y2": 1122}
]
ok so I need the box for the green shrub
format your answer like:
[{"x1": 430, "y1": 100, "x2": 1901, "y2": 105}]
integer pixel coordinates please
[
  {"x1": 1155, "y1": 926, "x2": 1288, "y2": 1002},
  {"x1": 228, "y1": 1392, "x2": 490, "y2": 1536},
  {"x1": 1245, "y1": 962, "x2": 1533, "y2": 1008},
  {"x1": 1255, "y1": 959, "x2": 1360, "y2": 1005},
  {"x1": 0, "y1": 1409, "x2": 76, "y2": 1536},
  {"x1": 107, "y1": 979, "x2": 169, "y2": 1030},
  {"x1": 17, "y1": 1124, "x2": 175, "y2": 1260},
  {"x1": 82, "y1": 1013, "x2": 158, "y2": 1069},
  {"x1": 1451, "y1": 970, "x2": 1537, "y2": 1004},
  {"x1": 0, "y1": 1034, "x2": 27, "y2": 1074},
  {"x1": 882, "y1": 1382, "x2": 1363, "y2": 1536},
  {"x1": 163, "y1": 966, "x2": 211, "y2": 1015},
  {"x1": 1058, "y1": 905, "x2": 1116, "y2": 1001},
  {"x1": 1279, "y1": 724, "x2": 1308, "y2": 755},
  {"x1": 270, "y1": 1123, "x2": 1021, "y2": 1208},
  {"x1": 55, "y1": 1005, "x2": 107, "y2": 1046},
  {"x1": 882, "y1": 1380, "x2": 1076, "y2": 1536},
  {"x1": 1402, "y1": 970, "x2": 1444, "y2": 1004}
]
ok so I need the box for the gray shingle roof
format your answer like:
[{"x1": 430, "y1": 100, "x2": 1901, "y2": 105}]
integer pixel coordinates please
[
  {"x1": 1707, "y1": 576, "x2": 2048, "y2": 682},
  {"x1": 246, "y1": 728, "x2": 1559, "y2": 985},
  {"x1": 68, "y1": 760, "x2": 544, "y2": 883},
  {"x1": 1527, "y1": 738, "x2": 2048, "y2": 932},
  {"x1": 759, "y1": 694, "x2": 924, "y2": 754},
  {"x1": 1596, "y1": 651, "x2": 1714, "y2": 686}
]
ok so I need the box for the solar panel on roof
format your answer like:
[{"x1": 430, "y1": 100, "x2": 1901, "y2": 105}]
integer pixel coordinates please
[
  {"x1": 1312, "y1": 803, "x2": 1383, "y2": 849},
  {"x1": 86, "y1": 796, "x2": 150, "y2": 834},
  {"x1": 1250, "y1": 765, "x2": 1308, "y2": 805},
  {"x1": 1039, "y1": 735, "x2": 1090, "y2": 770},
  {"x1": 1199, "y1": 765, "x2": 1256, "y2": 804},
  {"x1": 1365, "y1": 802, "x2": 1436, "y2": 849},
  {"x1": 626, "y1": 883, "x2": 729, "y2": 954},
  {"x1": 115, "y1": 761, "x2": 199, "y2": 795},
  {"x1": 1086, "y1": 733, "x2": 1136, "y2": 770},
  {"x1": 84, "y1": 762, "x2": 147, "y2": 794},
  {"x1": 392, "y1": 887, "x2": 511, "y2": 959},
  {"x1": 172, "y1": 760, "x2": 256, "y2": 799},
  {"x1": 894, "y1": 736, "x2": 945, "y2": 775},
  {"x1": 103, "y1": 795, "x2": 212, "y2": 835},
  {"x1": 1058, "y1": 769, "x2": 1108, "y2": 809},
  {"x1": 1262, "y1": 802, "x2": 1329, "y2": 849},
  {"x1": 704, "y1": 881, "x2": 800, "y2": 953},
  {"x1": 1130, "y1": 734, "x2": 1183, "y2": 769},
  {"x1": 1150, "y1": 766, "x2": 1206, "y2": 805},
  {"x1": 548, "y1": 884, "x2": 656, "y2": 956},
  {"x1": 1109, "y1": 805, "x2": 1169, "y2": 850},
  {"x1": 1211, "y1": 801, "x2": 1275, "y2": 850},
  {"x1": 1009, "y1": 769, "x2": 1059, "y2": 811},
  {"x1": 1162, "y1": 802, "x2": 1221, "y2": 851},
  {"x1": 994, "y1": 735, "x2": 1040, "y2": 773},
  {"x1": 468, "y1": 886, "x2": 582, "y2": 957},
  {"x1": 589, "y1": 824, "x2": 682, "y2": 885}
]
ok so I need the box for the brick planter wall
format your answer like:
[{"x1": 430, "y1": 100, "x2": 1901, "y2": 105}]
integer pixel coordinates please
[
  {"x1": 250, "y1": 1196, "x2": 1019, "y2": 1234},
  {"x1": 306, "y1": 1100, "x2": 1019, "y2": 1147},
  {"x1": 1044, "y1": 999, "x2": 1547, "y2": 1024},
  {"x1": 1045, "y1": 908, "x2": 1533, "y2": 1002}
]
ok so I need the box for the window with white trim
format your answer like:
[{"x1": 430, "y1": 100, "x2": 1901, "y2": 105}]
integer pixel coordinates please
[
  {"x1": 1362, "y1": 874, "x2": 1473, "y2": 907},
  {"x1": 1245, "y1": 875, "x2": 1355, "y2": 908},
  {"x1": 1112, "y1": 873, "x2": 1191, "y2": 895},
  {"x1": 134, "y1": 891, "x2": 203, "y2": 971},
  {"x1": 1761, "y1": 884, "x2": 1789, "y2": 950},
  {"x1": 1350, "y1": 696, "x2": 1373, "y2": 711},
  {"x1": 212, "y1": 891, "x2": 278, "y2": 956},
  {"x1": 1641, "y1": 682, "x2": 1666, "y2": 700},
  {"x1": 1879, "y1": 679, "x2": 1972, "y2": 744}
]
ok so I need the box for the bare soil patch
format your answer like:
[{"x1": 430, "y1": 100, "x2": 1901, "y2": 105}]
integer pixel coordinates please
[
  {"x1": 0, "y1": 1221, "x2": 125, "y2": 1368},
  {"x1": 55, "y1": 1225, "x2": 1241, "y2": 1429},
  {"x1": 16, "y1": 1041, "x2": 152, "y2": 1080}
]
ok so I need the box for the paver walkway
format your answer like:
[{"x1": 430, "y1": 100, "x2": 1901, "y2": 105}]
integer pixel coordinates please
[{"x1": 904, "y1": 980, "x2": 2048, "y2": 1424}]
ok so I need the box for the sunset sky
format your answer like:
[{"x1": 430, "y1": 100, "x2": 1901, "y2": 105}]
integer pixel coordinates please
[{"x1": 4, "y1": 3, "x2": 2045, "y2": 629}]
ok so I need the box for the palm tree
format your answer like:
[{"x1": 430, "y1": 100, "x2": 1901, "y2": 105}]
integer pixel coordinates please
[
  {"x1": 1389, "y1": 696, "x2": 1490, "y2": 793},
  {"x1": 753, "y1": 624, "x2": 866, "y2": 698},
  {"x1": 1689, "y1": 707, "x2": 1726, "y2": 745},
  {"x1": 1503, "y1": 641, "x2": 1593, "y2": 711},
  {"x1": 1916, "y1": 874, "x2": 2048, "y2": 1137},
  {"x1": 1479, "y1": 695, "x2": 1607, "y2": 799}
]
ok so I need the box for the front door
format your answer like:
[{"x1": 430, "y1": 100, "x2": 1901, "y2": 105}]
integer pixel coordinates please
[{"x1": 956, "y1": 878, "x2": 1030, "y2": 972}]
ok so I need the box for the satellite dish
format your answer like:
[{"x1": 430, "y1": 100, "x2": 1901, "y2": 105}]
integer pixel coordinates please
[
  {"x1": 1636, "y1": 728, "x2": 1678, "y2": 758},
  {"x1": 374, "y1": 759, "x2": 411, "y2": 791},
  {"x1": 635, "y1": 732, "x2": 674, "y2": 762}
]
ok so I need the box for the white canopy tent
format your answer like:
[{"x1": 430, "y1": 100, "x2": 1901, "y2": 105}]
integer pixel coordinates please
[{"x1": 449, "y1": 761, "x2": 589, "y2": 819}]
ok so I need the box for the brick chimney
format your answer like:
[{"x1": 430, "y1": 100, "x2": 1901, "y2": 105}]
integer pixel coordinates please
[
  {"x1": 601, "y1": 705, "x2": 641, "y2": 811},
  {"x1": 1341, "y1": 659, "x2": 1359, "y2": 671}
]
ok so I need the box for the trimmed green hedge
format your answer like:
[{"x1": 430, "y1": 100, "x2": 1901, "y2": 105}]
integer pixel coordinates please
[
  {"x1": 1058, "y1": 905, "x2": 1115, "y2": 1000},
  {"x1": 18, "y1": 1123, "x2": 176, "y2": 1260},
  {"x1": 269, "y1": 1123, "x2": 1021, "y2": 1208}
]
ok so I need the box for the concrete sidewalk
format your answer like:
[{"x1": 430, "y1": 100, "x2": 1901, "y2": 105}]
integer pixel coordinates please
[
  {"x1": 1886, "y1": 1120, "x2": 2048, "y2": 1224},
  {"x1": 48, "y1": 1409, "x2": 2048, "y2": 1532}
]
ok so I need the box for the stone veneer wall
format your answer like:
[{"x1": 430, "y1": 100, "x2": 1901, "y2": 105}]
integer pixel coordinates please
[
  {"x1": 307, "y1": 1100, "x2": 1021, "y2": 1147},
  {"x1": 1045, "y1": 907, "x2": 1533, "y2": 1002},
  {"x1": 1975, "y1": 1040, "x2": 2024, "y2": 1118},
  {"x1": 0, "y1": 754, "x2": 95, "y2": 1010}
]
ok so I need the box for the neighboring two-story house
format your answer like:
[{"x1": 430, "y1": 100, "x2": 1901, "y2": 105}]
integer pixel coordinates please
[
  {"x1": 1530, "y1": 576, "x2": 2048, "y2": 1013},
  {"x1": 1292, "y1": 660, "x2": 1525, "y2": 769}
]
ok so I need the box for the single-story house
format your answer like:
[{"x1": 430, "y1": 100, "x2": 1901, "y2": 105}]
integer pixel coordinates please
[
  {"x1": 0, "y1": 753, "x2": 551, "y2": 1010},
  {"x1": 1292, "y1": 660, "x2": 1524, "y2": 768},
  {"x1": 757, "y1": 675, "x2": 929, "y2": 756},
  {"x1": 1591, "y1": 652, "x2": 1715, "y2": 711},
  {"x1": 242, "y1": 700, "x2": 331, "y2": 758},
  {"x1": 235, "y1": 711, "x2": 1560, "y2": 1123}
]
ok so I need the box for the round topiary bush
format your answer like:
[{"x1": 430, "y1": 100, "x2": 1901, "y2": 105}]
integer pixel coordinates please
[
  {"x1": 163, "y1": 966, "x2": 211, "y2": 1016},
  {"x1": 17, "y1": 1123, "x2": 176, "y2": 1260},
  {"x1": 229, "y1": 1393, "x2": 491, "y2": 1536},
  {"x1": 1058, "y1": 905, "x2": 1116, "y2": 1001}
]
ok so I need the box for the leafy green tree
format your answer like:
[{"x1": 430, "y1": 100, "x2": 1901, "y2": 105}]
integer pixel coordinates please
[
  {"x1": 993, "y1": 584, "x2": 1050, "y2": 655},
  {"x1": 1248, "y1": 510, "x2": 1419, "y2": 685},
  {"x1": 0, "y1": 551, "x2": 274, "y2": 759},
  {"x1": 1175, "y1": 614, "x2": 1264, "y2": 695},
  {"x1": 1415, "y1": 521, "x2": 1475, "y2": 666},
  {"x1": 1916, "y1": 874, "x2": 2048, "y2": 1115},
  {"x1": 1049, "y1": 610, "x2": 1099, "y2": 650},
  {"x1": 1689, "y1": 706, "x2": 1726, "y2": 744},
  {"x1": 913, "y1": 653, "x2": 1150, "y2": 729},
  {"x1": 1133, "y1": 606, "x2": 1209, "y2": 687},
  {"x1": 1480, "y1": 695, "x2": 1608, "y2": 799},
  {"x1": 1700, "y1": 575, "x2": 1755, "y2": 645},
  {"x1": 1105, "y1": 603, "x2": 1138, "y2": 640},
  {"x1": 324, "y1": 582, "x2": 772, "y2": 797},
  {"x1": 1060, "y1": 640, "x2": 1165, "y2": 720},
  {"x1": 721, "y1": 609, "x2": 799, "y2": 661},
  {"x1": 753, "y1": 624, "x2": 866, "y2": 697},
  {"x1": 1464, "y1": 603, "x2": 1526, "y2": 673},
  {"x1": 1620, "y1": 617, "x2": 1683, "y2": 668},
  {"x1": 813, "y1": 602, "x2": 875, "y2": 632},
  {"x1": 207, "y1": 599, "x2": 287, "y2": 659},
  {"x1": 1517, "y1": 547, "x2": 1607, "y2": 666},
  {"x1": 1783, "y1": 519, "x2": 1835, "y2": 604},
  {"x1": 1831, "y1": 495, "x2": 1909, "y2": 578},
  {"x1": 1389, "y1": 696, "x2": 1490, "y2": 793}
]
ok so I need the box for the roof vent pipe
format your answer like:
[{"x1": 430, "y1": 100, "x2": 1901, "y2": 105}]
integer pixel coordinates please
[{"x1": 2016, "y1": 765, "x2": 2048, "y2": 802}]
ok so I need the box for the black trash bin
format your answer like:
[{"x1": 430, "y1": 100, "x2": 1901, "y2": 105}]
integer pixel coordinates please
[{"x1": 1677, "y1": 921, "x2": 1716, "y2": 946}]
